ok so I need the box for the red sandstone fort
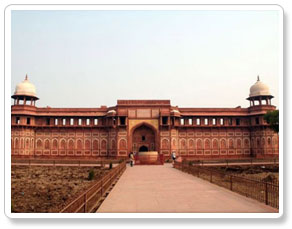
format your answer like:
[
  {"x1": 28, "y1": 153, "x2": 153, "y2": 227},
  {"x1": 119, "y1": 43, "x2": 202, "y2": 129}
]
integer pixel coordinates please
[{"x1": 11, "y1": 75, "x2": 279, "y2": 160}]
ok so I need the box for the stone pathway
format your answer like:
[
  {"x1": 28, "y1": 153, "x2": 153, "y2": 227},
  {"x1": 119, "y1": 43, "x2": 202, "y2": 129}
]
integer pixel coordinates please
[{"x1": 97, "y1": 163, "x2": 278, "y2": 213}]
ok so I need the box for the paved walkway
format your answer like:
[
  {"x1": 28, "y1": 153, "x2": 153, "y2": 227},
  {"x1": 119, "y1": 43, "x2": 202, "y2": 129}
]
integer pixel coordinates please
[{"x1": 97, "y1": 164, "x2": 278, "y2": 213}]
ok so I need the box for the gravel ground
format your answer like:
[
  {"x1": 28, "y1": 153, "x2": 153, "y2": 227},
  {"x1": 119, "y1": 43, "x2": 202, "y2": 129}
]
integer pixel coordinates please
[
  {"x1": 215, "y1": 165, "x2": 279, "y2": 183},
  {"x1": 11, "y1": 165, "x2": 108, "y2": 213}
]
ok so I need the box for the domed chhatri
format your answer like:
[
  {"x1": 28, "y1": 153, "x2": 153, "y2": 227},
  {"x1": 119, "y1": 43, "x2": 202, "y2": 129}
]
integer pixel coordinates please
[
  {"x1": 247, "y1": 76, "x2": 273, "y2": 107},
  {"x1": 249, "y1": 76, "x2": 271, "y2": 97},
  {"x1": 11, "y1": 75, "x2": 39, "y2": 106},
  {"x1": 107, "y1": 110, "x2": 116, "y2": 114},
  {"x1": 170, "y1": 109, "x2": 181, "y2": 117},
  {"x1": 14, "y1": 74, "x2": 37, "y2": 97},
  {"x1": 107, "y1": 110, "x2": 117, "y2": 117}
]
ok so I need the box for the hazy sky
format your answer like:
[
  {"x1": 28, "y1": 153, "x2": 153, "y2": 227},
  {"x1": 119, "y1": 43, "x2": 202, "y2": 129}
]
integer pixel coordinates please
[{"x1": 11, "y1": 10, "x2": 280, "y2": 108}]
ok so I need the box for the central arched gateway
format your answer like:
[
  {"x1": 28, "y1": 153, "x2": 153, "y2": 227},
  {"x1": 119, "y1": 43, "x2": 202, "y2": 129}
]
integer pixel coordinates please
[
  {"x1": 132, "y1": 124, "x2": 156, "y2": 152},
  {"x1": 139, "y1": 145, "x2": 148, "y2": 152}
]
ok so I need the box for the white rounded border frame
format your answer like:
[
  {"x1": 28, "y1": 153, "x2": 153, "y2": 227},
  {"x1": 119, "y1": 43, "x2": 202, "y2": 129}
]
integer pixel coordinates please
[{"x1": 4, "y1": 4, "x2": 284, "y2": 219}]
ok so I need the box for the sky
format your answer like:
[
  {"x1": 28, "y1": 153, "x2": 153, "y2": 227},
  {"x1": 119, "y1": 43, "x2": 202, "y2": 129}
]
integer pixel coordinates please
[{"x1": 11, "y1": 10, "x2": 280, "y2": 108}]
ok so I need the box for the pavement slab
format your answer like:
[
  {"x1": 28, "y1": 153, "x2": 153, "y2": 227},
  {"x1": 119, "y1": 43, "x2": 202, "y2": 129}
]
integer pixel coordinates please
[{"x1": 97, "y1": 163, "x2": 278, "y2": 213}]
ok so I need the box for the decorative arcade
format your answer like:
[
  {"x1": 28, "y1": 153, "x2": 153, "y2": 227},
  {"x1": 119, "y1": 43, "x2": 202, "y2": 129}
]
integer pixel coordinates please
[{"x1": 11, "y1": 75, "x2": 279, "y2": 161}]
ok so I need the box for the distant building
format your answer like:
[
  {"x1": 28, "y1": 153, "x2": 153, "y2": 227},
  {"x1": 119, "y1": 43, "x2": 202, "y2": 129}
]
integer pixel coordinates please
[{"x1": 11, "y1": 75, "x2": 278, "y2": 159}]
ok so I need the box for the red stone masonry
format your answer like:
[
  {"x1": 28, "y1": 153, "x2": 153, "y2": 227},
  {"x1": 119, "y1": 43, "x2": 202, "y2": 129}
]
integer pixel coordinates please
[
  {"x1": 11, "y1": 76, "x2": 278, "y2": 160},
  {"x1": 11, "y1": 99, "x2": 279, "y2": 160}
]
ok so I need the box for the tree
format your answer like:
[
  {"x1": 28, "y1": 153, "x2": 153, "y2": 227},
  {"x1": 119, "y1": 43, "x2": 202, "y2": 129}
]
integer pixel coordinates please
[{"x1": 264, "y1": 110, "x2": 279, "y2": 133}]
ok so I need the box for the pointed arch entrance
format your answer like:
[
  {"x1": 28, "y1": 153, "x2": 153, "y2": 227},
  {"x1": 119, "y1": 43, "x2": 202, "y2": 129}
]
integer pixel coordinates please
[
  {"x1": 139, "y1": 145, "x2": 148, "y2": 152},
  {"x1": 131, "y1": 123, "x2": 157, "y2": 153}
]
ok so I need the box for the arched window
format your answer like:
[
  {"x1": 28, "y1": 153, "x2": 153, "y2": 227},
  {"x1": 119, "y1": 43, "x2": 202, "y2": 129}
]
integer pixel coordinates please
[
  {"x1": 257, "y1": 138, "x2": 260, "y2": 148},
  {"x1": 229, "y1": 139, "x2": 234, "y2": 149},
  {"x1": 68, "y1": 139, "x2": 74, "y2": 150},
  {"x1": 162, "y1": 139, "x2": 169, "y2": 149},
  {"x1": 220, "y1": 139, "x2": 226, "y2": 149},
  {"x1": 172, "y1": 139, "x2": 176, "y2": 147},
  {"x1": 204, "y1": 139, "x2": 210, "y2": 149},
  {"x1": 272, "y1": 137, "x2": 277, "y2": 146},
  {"x1": 85, "y1": 139, "x2": 91, "y2": 150},
  {"x1": 44, "y1": 139, "x2": 50, "y2": 150},
  {"x1": 251, "y1": 138, "x2": 255, "y2": 148},
  {"x1": 21, "y1": 138, "x2": 24, "y2": 149},
  {"x1": 197, "y1": 139, "x2": 202, "y2": 149},
  {"x1": 261, "y1": 138, "x2": 265, "y2": 147},
  {"x1": 111, "y1": 139, "x2": 116, "y2": 149},
  {"x1": 15, "y1": 138, "x2": 19, "y2": 149},
  {"x1": 189, "y1": 139, "x2": 195, "y2": 149},
  {"x1": 60, "y1": 139, "x2": 66, "y2": 150},
  {"x1": 180, "y1": 139, "x2": 186, "y2": 149},
  {"x1": 93, "y1": 139, "x2": 99, "y2": 150},
  {"x1": 101, "y1": 139, "x2": 107, "y2": 150},
  {"x1": 25, "y1": 138, "x2": 30, "y2": 149},
  {"x1": 77, "y1": 139, "x2": 83, "y2": 150},
  {"x1": 119, "y1": 139, "x2": 126, "y2": 150},
  {"x1": 267, "y1": 137, "x2": 271, "y2": 146},
  {"x1": 212, "y1": 139, "x2": 218, "y2": 149},
  {"x1": 36, "y1": 139, "x2": 42, "y2": 149},
  {"x1": 52, "y1": 139, "x2": 58, "y2": 150},
  {"x1": 244, "y1": 139, "x2": 250, "y2": 148},
  {"x1": 237, "y1": 139, "x2": 242, "y2": 148}
]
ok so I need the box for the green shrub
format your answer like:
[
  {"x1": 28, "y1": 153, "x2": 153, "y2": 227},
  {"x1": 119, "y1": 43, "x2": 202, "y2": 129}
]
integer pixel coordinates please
[{"x1": 88, "y1": 169, "x2": 95, "y2": 180}]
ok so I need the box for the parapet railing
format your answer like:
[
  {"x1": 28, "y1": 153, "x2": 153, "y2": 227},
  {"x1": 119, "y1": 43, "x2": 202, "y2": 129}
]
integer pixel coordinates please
[
  {"x1": 185, "y1": 158, "x2": 279, "y2": 167},
  {"x1": 174, "y1": 161, "x2": 279, "y2": 209},
  {"x1": 11, "y1": 158, "x2": 123, "y2": 167},
  {"x1": 59, "y1": 160, "x2": 127, "y2": 213}
]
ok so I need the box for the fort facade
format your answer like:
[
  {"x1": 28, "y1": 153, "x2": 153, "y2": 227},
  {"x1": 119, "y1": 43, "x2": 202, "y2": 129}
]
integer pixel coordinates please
[{"x1": 11, "y1": 75, "x2": 279, "y2": 159}]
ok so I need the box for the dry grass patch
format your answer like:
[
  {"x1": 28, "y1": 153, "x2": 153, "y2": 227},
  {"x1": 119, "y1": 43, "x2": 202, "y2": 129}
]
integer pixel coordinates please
[{"x1": 11, "y1": 165, "x2": 108, "y2": 213}]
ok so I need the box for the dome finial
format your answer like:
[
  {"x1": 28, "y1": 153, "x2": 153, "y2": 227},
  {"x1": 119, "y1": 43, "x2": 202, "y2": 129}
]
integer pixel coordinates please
[
  {"x1": 249, "y1": 75, "x2": 271, "y2": 98},
  {"x1": 13, "y1": 74, "x2": 37, "y2": 98}
]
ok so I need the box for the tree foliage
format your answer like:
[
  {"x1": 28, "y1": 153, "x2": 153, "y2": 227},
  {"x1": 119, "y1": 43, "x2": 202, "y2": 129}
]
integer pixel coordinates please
[
  {"x1": 264, "y1": 110, "x2": 279, "y2": 133},
  {"x1": 88, "y1": 169, "x2": 95, "y2": 180}
]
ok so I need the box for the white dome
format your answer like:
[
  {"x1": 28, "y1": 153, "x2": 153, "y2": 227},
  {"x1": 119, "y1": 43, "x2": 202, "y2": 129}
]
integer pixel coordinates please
[
  {"x1": 14, "y1": 75, "x2": 37, "y2": 97},
  {"x1": 172, "y1": 109, "x2": 180, "y2": 113},
  {"x1": 171, "y1": 109, "x2": 181, "y2": 116},
  {"x1": 107, "y1": 110, "x2": 116, "y2": 114},
  {"x1": 249, "y1": 76, "x2": 271, "y2": 97}
]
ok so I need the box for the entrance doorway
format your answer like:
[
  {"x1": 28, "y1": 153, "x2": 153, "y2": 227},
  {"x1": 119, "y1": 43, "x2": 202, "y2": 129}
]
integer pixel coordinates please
[
  {"x1": 139, "y1": 145, "x2": 148, "y2": 152},
  {"x1": 132, "y1": 124, "x2": 155, "y2": 152}
]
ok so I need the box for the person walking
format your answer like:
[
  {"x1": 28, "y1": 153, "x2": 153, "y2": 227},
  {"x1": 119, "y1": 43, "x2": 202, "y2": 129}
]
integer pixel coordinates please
[
  {"x1": 171, "y1": 151, "x2": 176, "y2": 164},
  {"x1": 129, "y1": 152, "x2": 135, "y2": 167}
]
